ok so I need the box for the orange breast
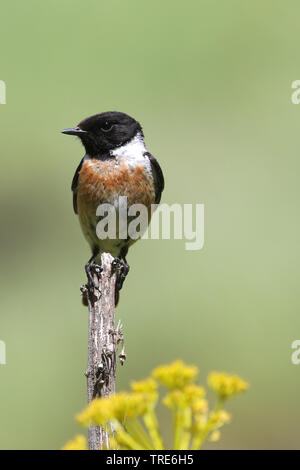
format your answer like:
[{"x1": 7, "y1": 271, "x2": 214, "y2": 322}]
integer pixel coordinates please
[{"x1": 77, "y1": 158, "x2": 155, "y2": 217}]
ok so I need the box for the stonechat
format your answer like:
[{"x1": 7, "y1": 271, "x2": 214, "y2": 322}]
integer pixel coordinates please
[{"x1": 62, "y1": 111, "x2": 164, "y2": 303}]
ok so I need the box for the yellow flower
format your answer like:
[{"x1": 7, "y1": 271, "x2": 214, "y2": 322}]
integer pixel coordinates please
[
  {"x1": 163, "y1": 390, "x2": 187, "y2": 410},
  {"x1": 131, "y1": 377, "x2": 158, "y2": 394},
  {"x1": 152, "y1": 360, "x2": 198, "y2": 389},
  {"x1": 109, "y1": 392, "x2": 149, "y2": 422},
  {"x1": 183, "y1": 384, "x2": 206, "y2": 412},
  {"x1": 76, "y1": 397, "x2": 113, "y2": 427},
  {"x1": 61, "y1": 434, "x2": 87, "y2": 450},
  {"x1": 130, "y1": 378, "x2": 158, "y2": 404},
  {"x1": 192, "y1": 409, "x2": 231, "y2": 437},
  {"x1": 191, "y1": 398, "x2": 208, "y2": 415},
  {"x1": 209, "y1": 410, "x2": 231, "y2": 427},
  {"x1": 163, "y1": 386, "x2": 207, "y2": 416},
  {"x1": 208, "y1": 372, "x2": 249, "y2": 400},
  {"x1": 75, "y1": 393, "x2": 156, "y2": 451},
  {"x1": 184, "y1": 384, "x2": 206, "y2": 401},
  {"x1": 67, "y1": 361, "x2": 249, "y2": 451},
  {"x1": 77, "y1": 391, "x2": 150, "y2": 428},
  {"x1": 209, "y1": 430, "x2": 221, "y2": 442}
]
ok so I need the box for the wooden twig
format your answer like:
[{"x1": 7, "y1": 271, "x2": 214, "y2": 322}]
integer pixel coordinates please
[{"x1": 81, "y1": 253, "x2": 124, "y2": 450}]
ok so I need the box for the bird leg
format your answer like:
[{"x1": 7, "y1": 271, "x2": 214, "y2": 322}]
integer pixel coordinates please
[
  {"x1": 85, "y1": 250, "x2": 102, "y2": 291},
  {"x1": 111, "y1": 258, "x2": 130, "y2": 306}
]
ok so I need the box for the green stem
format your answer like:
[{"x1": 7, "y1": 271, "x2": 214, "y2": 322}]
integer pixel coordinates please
[
  {"x1": 125, "y1": 419, "x2": 153, "y2": 450},
  {"x1": 173, "y1": 409, "x2": 182, "y2": 450},
  {"x1": 113, "y1": 421, "x2": 145, "y2": 450},
  {"x1": 143, "y1": 410, "x2": 164, "y2": 450}
]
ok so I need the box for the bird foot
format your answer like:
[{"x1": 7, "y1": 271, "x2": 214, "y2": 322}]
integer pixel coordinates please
[
  {"x1": 111, "y1": 258, "x2": 130, "y2": 306},
  {"x1": 80, "y1": 263, "x2": 102, "y2": 306},
  {"x1": 85, "y1": 262, "x2": 102, "y2": 291}
]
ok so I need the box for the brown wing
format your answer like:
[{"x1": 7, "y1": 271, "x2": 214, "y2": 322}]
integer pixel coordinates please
[
  {"x1": 144, "y1": 152, "x2": 165, "y2": 204},
  {"x1": 71, "y1": 156, "x2": 85, "y2": 214}
]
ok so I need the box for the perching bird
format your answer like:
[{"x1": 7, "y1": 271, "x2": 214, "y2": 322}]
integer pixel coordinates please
[{"x1": 62, "y1": 111, "x2": 164, "y2": 304}]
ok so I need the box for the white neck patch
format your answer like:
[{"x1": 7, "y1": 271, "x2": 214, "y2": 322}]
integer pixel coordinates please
[
  {"x1": 110, "y1": 132, "x2": 152, "y2": 175},
  {"x1": 111, "y1": 132, "x2": 146, "y2": 161}
]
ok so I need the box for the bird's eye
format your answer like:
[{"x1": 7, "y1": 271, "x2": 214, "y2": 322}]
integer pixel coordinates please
[{"x1": 101, "y1": 121, "x2": 114, "y2": 132}]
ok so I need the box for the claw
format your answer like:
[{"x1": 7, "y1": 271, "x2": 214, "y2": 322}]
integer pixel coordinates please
[{"x1": 85, "y1": 261, "x2": 102, "y2": 292}]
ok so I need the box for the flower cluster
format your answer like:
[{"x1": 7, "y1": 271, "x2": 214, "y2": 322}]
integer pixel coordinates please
[
  {"x1": 152, "y1": 360, "x2": 198, "y2": 389},
  {"x1": 62, "y1": 434, "x2": 87, "y2": 450},
  {"x1": 208, "y1": 372, "x2": 249, "y2": 400},
  {"x1": 63, "y1": 360, "x2": 248, "y2": 450}
]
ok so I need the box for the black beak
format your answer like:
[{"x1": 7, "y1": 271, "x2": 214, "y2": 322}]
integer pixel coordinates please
[{"x1": 62, "y1": 127, "x2": 87, "y2": 136}]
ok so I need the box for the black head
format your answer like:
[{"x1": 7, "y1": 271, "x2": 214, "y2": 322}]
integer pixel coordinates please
[{"x1": 62, "y1": 111, "x2": 143, "y2": 156}]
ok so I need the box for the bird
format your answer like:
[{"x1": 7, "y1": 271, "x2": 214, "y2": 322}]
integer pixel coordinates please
[{"x1": 62, "y1": 111, "x2": 164, "y2": 304}]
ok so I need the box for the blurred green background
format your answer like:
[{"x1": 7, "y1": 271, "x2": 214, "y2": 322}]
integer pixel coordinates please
[{"x1": 0, "y1": 0, "x2": 300, "y2": 450}]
